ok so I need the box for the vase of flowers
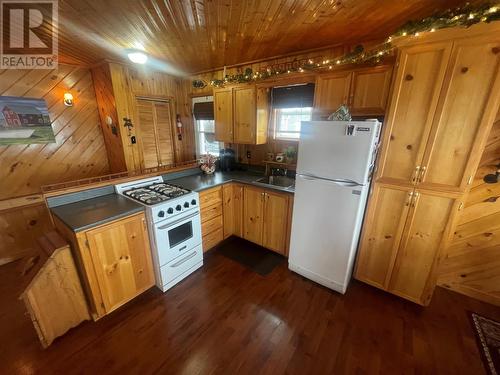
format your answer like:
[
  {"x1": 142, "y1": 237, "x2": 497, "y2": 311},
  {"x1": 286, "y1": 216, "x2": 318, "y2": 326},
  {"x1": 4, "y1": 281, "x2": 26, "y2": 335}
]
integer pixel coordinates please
[{"x1": 199, "y1": 154, "x2": 217, "y2": 175}]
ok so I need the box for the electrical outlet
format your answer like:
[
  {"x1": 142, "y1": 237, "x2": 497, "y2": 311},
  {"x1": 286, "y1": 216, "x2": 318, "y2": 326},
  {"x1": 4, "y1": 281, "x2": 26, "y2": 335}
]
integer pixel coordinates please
[
  {"x1": 246, "y1": 150, "x2": 251, "y2": 159},
  {"x1": 131, "y1": 136, "x2": 137, "y2": 144}
]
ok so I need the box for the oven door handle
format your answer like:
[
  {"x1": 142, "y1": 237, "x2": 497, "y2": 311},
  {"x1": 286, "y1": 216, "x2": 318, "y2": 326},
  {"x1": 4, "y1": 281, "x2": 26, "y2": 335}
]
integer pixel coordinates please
[
  {"x1": 157, "y1": 211, "x2": 200, "y2": 230},
  {"x1": 170, "y1": 251, "x2": 198, "y2": 267}
]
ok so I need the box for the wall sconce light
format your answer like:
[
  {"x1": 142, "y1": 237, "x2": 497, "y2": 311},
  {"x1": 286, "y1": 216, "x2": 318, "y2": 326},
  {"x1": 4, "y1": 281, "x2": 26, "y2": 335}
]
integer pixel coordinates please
[{"x1": 63, "y1": 92, "x2": 73, "y2": 107}]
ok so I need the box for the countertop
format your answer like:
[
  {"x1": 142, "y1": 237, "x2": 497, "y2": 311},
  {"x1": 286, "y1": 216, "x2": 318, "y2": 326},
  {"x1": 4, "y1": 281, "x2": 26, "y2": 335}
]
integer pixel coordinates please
[
  {"x1": 50, "y1": 194, "x2": 145, "y2": 233},
  {"x1": 167, "y1": 170, "x2": 295, "y2": 194},
  {"x1": 50, "y1": 169, "x2": 294, "y2": 233}
]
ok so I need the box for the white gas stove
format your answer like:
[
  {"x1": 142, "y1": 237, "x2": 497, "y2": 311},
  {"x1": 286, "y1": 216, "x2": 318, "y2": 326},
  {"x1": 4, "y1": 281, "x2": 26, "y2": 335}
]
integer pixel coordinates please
[{"x1": 115, "y1": 176, "x2": 202, "y2": 292}]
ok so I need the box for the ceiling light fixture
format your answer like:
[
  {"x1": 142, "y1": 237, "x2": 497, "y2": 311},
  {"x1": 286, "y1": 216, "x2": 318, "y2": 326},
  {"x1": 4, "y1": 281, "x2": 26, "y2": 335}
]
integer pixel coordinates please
[{"x1": 127, "y1": 50, "x2": 148, "y2": 64}]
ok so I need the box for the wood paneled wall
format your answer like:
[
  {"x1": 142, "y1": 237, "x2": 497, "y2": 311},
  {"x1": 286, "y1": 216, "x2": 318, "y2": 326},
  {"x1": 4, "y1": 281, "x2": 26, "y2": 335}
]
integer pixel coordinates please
[
  {"x1": 438, "y1": 110, "x2": 500, "y2": 306},
  {"x1": 0, "y1": 65, "x2": 110, "y2": 200},
  {"x1": 93, "y1": 63, "x2": 196, "y2": 172}
]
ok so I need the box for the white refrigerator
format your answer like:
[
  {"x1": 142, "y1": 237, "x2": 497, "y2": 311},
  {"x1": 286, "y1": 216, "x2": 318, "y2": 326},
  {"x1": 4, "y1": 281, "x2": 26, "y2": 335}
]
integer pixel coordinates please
[{"x1": 288, "y1": 120, "x2": 381, "y2": 294}]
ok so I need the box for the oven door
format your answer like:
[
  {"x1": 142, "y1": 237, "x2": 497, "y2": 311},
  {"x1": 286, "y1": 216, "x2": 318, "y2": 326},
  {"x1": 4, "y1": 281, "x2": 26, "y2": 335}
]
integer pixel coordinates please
[{"x1": 154, "y1": 211, "x2": 202, "y2": 266}]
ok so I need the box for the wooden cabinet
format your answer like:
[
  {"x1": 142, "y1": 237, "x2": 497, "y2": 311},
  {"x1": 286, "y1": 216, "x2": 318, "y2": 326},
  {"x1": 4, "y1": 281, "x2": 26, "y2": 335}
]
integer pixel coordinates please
[
  {"x1": 213, "y1": 85, "x2": 269, "y2": 144},
  {"x1": 356, "y1": 31, "x2": 500, "y2": 305},
  {"x1": 199, "y1": 186, "x2": 224, "y2": 252},
  {"x1": 53, "y1": 212, "x2": 154, "y2": 320},
  {"x1": 350, "y1": 66, "x2": 393, "y2": 115},
  {"x1": 243, "y1": 186, "x2": 291, "y2": 255},
  {"x1": 313, "y1": 65, "x2": 393, "y2": 119},
  {"x1": 243, "y1": 186, "x2": 265, "y2": 245},
  {"x1": 214, "y1": 88, "x2": 233, "y2": 142},
  {"x1": 356, "y1": 184, "x2": 457, "y2": 305},
  {"x1": 262, "y1": 191, "x2": 289, "y2": 254},
  {"x1": 223, "y1": 183, "x2": 243, "y2": 238}
]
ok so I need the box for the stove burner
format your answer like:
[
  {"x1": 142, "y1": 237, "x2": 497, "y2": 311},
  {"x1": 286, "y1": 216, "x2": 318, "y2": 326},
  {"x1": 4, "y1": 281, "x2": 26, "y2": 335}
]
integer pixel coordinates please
[{"x1": 123, "y1": 183, "x2": 190, "y2": 205}]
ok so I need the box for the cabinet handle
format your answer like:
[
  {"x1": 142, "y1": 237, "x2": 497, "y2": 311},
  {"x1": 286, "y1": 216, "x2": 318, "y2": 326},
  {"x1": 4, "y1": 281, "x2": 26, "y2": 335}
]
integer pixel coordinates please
[
  {"x1": 411, "y1": 192, "x2": 420, "y2": 207},
  {"x1": 411, "y1": 166, "x2": 421, "y2": 183},
  {"x1": 417, "y1": 166, "x2": 427, "y2": 183},
  {"x1": 405, "y1": 191, "x2": 414, "y2": 206}
]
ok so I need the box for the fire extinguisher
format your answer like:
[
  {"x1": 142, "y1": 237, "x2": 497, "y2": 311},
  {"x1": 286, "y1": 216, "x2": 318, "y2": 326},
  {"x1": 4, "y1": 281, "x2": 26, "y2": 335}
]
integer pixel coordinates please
[{"x1": 176, "y1": 114, "x2": 183, "y2": 140}]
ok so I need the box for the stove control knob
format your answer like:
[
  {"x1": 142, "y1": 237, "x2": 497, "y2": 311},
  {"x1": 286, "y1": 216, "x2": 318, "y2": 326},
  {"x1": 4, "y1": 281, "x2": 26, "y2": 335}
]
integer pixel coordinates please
[
  {"x1": 184, "y1": 202, "x2": 190, "y2": 208},
  {"x1": 158, "y1": 210, "x2": 165, "y2": 218},
  {"x1": 191, "y1": 199, "x2": 197, "y2": 206},
  {"x1": 176, "y1": 204, "x2": 182, "y2": 211},
  {"x1": 167, "y1": 207, "x2": 174, "y2": 214}
]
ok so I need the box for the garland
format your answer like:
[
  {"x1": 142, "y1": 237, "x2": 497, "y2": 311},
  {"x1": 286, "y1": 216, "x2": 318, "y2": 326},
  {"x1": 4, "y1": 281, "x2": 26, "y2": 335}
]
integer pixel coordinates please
[{"x1": 192, "y1": 2, "x2": 499, "y2": 88}]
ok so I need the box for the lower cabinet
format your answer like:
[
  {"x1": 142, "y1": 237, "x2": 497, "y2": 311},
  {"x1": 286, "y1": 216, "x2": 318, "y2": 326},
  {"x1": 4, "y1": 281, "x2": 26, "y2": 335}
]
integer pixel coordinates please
[
  {"x1": 355, "y1": 183, "x2": 459, "y2": 305},
  {"x1": 243, "y1": 186, "x2": 291, "y2": 256},
  {"x1": 200, "y1": 186, "x2": 224, "y2": 252},
  {"x1": 222, "y1": 183, "x2": 243, "y2": 238},
  {"x1": 54, "y1": 212, "x2": 155, "y2": 320}
]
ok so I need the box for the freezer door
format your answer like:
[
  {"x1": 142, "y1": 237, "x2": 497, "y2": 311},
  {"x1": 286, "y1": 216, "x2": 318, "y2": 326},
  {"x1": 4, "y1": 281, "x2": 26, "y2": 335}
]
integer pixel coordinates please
[
  {"x1": 288, "y1": 174, "x2": 369, "y2": 293},
  {"x1": 297, "y1": 121, "x2": 379, "y2": 184}
]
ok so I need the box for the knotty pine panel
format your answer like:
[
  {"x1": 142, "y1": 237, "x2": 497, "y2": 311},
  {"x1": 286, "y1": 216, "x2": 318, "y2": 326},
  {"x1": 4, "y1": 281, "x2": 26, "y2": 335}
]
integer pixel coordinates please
[
  {"x1": 0, "y1": 65, "x2": 110, "y2": 200},
  {"x1": 438, "y1": 111, "x2": 500, "y2": 306},
  {"x1": 0, "y1": 204, "x2": 52, "y2": 265}
]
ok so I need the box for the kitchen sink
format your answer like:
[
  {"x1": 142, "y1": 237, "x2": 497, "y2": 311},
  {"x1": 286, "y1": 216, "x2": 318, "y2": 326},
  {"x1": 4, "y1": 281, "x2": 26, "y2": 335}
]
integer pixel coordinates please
[{"x1": 254, "y1": 175, "x2": 295, "y2": 188}]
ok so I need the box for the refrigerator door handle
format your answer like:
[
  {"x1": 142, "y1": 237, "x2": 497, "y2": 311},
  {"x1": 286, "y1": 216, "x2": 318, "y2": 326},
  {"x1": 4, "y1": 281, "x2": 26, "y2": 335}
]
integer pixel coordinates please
[{"x1": 298, "y1": 174, "x2": 362, "y2": 187}]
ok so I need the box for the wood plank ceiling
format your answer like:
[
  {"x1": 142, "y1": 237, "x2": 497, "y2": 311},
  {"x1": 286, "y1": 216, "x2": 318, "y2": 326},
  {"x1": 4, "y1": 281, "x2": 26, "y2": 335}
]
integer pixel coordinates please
[{"x1": 57, "y1": 0, "x2": 475, "y2": 73}]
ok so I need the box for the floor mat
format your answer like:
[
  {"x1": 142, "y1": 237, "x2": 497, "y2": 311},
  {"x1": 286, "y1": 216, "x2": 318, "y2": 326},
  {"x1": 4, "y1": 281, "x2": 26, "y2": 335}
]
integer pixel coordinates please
[
  {"x1": 470, "y1": 312, "x2": 500, "y2": 374},
  {"x1": 215, "y1": 237, "x2": 285, "y2": 276}
]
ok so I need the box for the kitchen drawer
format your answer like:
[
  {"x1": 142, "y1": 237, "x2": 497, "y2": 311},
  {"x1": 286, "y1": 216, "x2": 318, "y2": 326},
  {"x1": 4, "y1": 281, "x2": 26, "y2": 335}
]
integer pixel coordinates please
[
  {"x1": 199, "y1": 187, "x2": 223, "y2": 207},
  {"x1": 202, "y1": 214, "x2": 223, "y2": 236},
  {"x1": 201, "y1": 202, "x2": 223, "y2": 223},
  {"x1": 202, "y1": 227, "x2": 223, "y2": 252}
]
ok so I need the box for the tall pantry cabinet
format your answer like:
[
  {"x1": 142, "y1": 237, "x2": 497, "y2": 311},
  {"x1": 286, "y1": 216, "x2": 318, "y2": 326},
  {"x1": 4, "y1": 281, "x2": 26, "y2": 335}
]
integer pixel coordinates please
[{"x1": 355, "y1": 29, "x2": 500, "y2": 305}]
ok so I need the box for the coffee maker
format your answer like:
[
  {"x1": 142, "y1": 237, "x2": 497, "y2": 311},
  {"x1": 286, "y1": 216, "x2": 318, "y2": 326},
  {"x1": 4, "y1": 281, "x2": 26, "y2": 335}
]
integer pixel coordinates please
[{"x1": 219, "y1": 148, "x2": 236, "y2": 171}]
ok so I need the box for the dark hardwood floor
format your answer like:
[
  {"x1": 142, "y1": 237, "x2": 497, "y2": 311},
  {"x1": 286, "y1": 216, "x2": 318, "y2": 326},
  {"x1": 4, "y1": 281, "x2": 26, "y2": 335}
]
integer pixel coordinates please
[{"x1": 1, "y1": 244, "x2": 499, "y2": 374}]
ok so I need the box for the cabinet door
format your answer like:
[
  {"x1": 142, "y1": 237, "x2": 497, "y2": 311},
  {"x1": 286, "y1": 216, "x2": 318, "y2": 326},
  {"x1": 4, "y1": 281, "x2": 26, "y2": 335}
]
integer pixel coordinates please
[
  {"x1": 154, "y1": 101, "x2": 175, "y2": 166},
  {"x1": 389, "y1": 191, "x2": 456, "y2": 304},
  {"x1": 263, "y1": 191, "x2": 289, "y2": 255},
  {"x1": 355, "y1": 184, "x2": 413, "y2": 288},
  {"x1": 234, "y1": 87, "x2": 256, "y2": 144},
  {"x1": 136, "y1": 99, "x2": 159, "y2": 169},
  {"x1": 223, "y1": 183, "x2": 243, "y2": 238},
  {"x1": 419, "y1": 35, "x2": 500, "y2": 193},
  {"x1": 243, "y1": 186, "x2": 264, "y2": 245},
  {"x1": 376, "y1": 43, "x2": 452, "y2": 186},
  {"x1": 313, "y1": 71, "x2": 352, "y2": 119},
  {"x1": 350, "y1": 66, "x2": 392, "y2": 115},
  {"x1": 86, "y1": 213, "x2": 154, "y2": 313},
  {"x1": 214, "y1": 88, "x2": 233, "y2": 142}
]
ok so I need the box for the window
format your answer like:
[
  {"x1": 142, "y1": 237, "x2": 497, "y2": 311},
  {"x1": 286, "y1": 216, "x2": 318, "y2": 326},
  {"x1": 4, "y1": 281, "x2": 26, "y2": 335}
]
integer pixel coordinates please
[
  {"x1": 192, "y1": 96, "x2": 222, "y2": 157},
  {"x1": 271, "y1": 83, "x2": 314, "y2": 140},
  {"x1": 273, "y1": 107, "x2": 312, "y2": 140}
]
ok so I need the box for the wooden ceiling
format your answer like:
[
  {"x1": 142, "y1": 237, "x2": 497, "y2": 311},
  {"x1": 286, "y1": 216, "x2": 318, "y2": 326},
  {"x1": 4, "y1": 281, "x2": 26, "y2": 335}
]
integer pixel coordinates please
[{"x1": 57, "y1": 0, "x2": 475, "y2": 74}]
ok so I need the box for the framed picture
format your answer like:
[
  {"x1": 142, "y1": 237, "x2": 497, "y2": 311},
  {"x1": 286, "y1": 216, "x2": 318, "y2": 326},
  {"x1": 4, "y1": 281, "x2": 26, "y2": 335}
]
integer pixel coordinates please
[{"x1": 0, "y1": 96, "x2": 55, "y2": 145}]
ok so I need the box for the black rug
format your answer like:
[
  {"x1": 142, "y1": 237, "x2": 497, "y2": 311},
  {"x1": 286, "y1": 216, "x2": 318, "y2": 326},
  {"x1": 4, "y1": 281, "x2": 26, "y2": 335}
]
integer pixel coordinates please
[
  {"x1": 470, "y1": 312, "x2": 500, "y2": 374},
  {"x1": 215, "y1": 237, "x2": 285, "y2": 276}
]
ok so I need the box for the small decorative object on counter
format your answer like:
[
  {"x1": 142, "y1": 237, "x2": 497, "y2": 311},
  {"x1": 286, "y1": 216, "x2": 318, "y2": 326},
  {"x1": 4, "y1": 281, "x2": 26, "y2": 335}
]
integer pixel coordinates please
[
  {"x1": 267, "y1": 152, "x2": 275, "y2": 161},
  {"x1": 328, "y1": 105, "x2": 352, "y2": 121},
  {"x1": 285, "y1": 146, "x2": 297, "y2": 164},
  {"x1": 275, "y1": 153, "x2": 285, "y2": 163},
  {"x1": 199, "y1": 154, "x2": 217, "y2": 174}
]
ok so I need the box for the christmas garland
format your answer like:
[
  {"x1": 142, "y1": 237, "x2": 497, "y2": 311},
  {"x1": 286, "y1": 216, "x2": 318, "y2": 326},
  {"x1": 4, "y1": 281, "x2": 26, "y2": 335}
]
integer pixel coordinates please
[{"x1": 192, "y1": 2, "x2": 499, "y2": 88}]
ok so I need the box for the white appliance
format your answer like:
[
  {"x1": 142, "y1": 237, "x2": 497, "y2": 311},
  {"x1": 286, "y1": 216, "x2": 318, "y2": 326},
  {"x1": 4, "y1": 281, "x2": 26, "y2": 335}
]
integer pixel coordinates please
[
  {"x1": 288, "y1": 120, "x2": 381, "y2": 294},
  {"x1": 115, "y1": 177, "x2": 203, "y2": 292}
]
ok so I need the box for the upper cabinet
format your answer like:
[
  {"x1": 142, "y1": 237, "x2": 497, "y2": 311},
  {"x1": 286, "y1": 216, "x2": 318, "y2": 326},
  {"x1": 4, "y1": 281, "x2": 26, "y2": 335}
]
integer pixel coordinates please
[
  {"x1": 376, "y1": 35, "x2": 500, "y2": 194},
  {"x1": 213, "y1": 85, "x2": 270, "y2": 144},
  {"x1": 313, "y1": 64, "x2": 393, "y2": 119}
]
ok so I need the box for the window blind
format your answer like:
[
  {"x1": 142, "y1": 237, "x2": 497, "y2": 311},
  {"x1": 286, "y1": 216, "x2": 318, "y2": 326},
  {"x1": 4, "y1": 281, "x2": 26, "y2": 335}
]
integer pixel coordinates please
[
  {"x1": 193, "y1": 101, "x2": 214, "y2": 120},
  {"x1": 271, "y1": 83, "x2": 315, "y2": 109}
]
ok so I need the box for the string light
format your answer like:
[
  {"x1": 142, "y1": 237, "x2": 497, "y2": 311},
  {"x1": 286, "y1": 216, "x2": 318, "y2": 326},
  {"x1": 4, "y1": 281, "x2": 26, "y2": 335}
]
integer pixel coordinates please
[{"x1": 201, "y1": 2, "x2": 500, "y2": 88}]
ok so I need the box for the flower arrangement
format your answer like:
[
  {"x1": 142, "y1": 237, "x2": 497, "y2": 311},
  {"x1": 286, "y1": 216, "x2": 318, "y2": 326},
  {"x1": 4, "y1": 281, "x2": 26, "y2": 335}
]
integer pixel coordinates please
[{"x1": 199, "y1": 154, "x2": 217, "y2": 174}]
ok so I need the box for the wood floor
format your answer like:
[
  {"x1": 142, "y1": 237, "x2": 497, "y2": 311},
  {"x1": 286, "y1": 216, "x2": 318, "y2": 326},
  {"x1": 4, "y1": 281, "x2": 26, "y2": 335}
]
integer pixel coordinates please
[{"x1": 1, "y1": 243, "x2": 500, "y2": 375}]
